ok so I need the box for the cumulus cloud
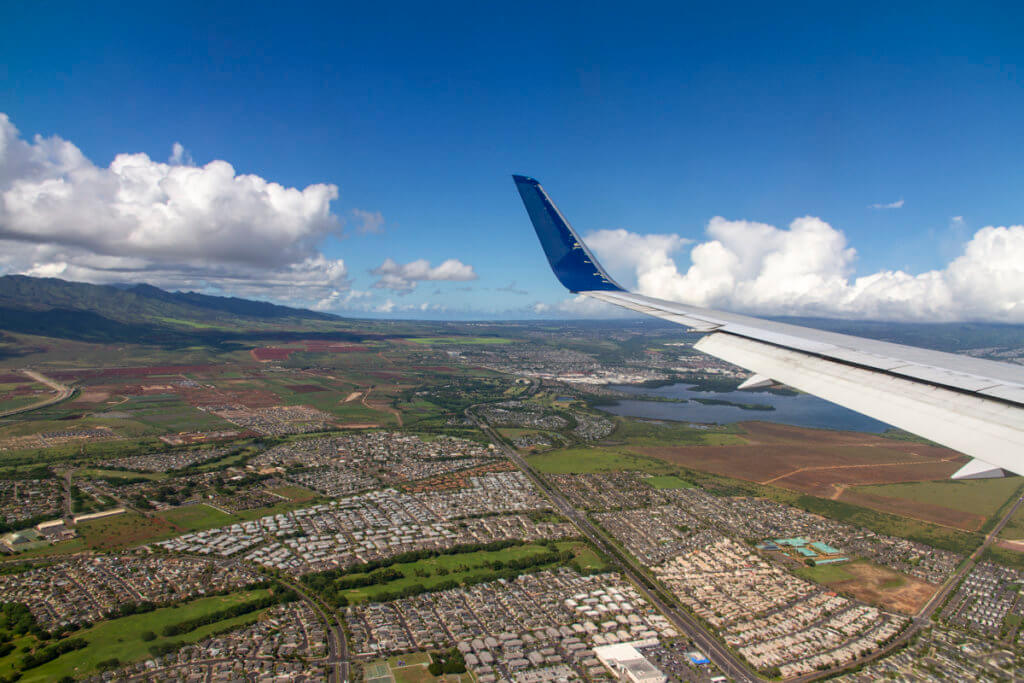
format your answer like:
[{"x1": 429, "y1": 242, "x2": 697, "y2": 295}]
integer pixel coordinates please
[
  {"x1": 352, "y1": 208, "x2": 384, "y2": 233},
  {"x1": 581, "y1": 218, "x2": 1024, "y2": 322},
  {"x1": 370, "y1": 257, "x2": 477, "y2": 292},
  {"x1": 0, "y1": 114, "x2": 341, "y2": 270},
  {"x1": 869, "y1": 199, "x2": 905, "y2": 209},
  {"x1": 0, "y1": 113, "x2": 358, "y2": 306}
]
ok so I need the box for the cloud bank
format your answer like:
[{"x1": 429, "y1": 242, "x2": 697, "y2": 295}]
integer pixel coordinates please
[
  {"x1": 0, "y1": 114, "x2": 476, "y2": 313},
  {"x1": 370, "y1": 257, "x2": 477, "y2": 292},
  {"x1": 582, "y1": 217, "x2": 1024, "y2": 322}
]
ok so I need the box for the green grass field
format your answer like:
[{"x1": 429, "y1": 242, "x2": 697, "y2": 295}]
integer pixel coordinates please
[
  {"x1": 527, "y1": 446, "x2": 671, "y2": 474},
  {"x1": 608, "y1": 418, "x2": 745, "y2": 446},
  {"x1": 17, "y1": 589, "x2": 272, "y2": 682},
  {"x1": 999, "y1": 504, "x2": 1024, "y2": 540},
  {"x1": 408, "y1": 337, "x2": 514, "y2": 345},
  {"x1": 338, "y1": 541, "x2": 604, "y2": 603},
  {"x1": 363, "y1": 653, "x2": 472, "y2": 683},
  {"x1": 157, "y1": 504, "x2": 236, "y2": 531},
  {"x1": 268, "y1": 484, "x2": 318, "y2": 502},
  {"x1": 77, "y1": 511, "x2": 180, "y2": 550},
  {"x1": 850, "y1": 477, "x2": 1024, "y2": 518},
  {"x1": 645, "y1": 475, "x2": 695, "y2": 489},
  {"x1": 79, "y1": 468, "x2": 166, "y2": 481},
  {"x1": 793, "y1": 562, "x2": 856, "y2": 583}
]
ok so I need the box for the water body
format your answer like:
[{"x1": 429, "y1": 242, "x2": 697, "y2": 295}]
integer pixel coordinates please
[{"x1": 603, "y1": 383, "x2": 892, "y2": 433}]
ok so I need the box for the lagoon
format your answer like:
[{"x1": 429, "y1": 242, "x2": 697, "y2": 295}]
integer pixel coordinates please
[{"x1": 603, "y1": 383, "x2": 892, "y2": 433}]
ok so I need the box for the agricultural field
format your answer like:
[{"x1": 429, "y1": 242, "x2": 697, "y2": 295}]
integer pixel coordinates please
[
  {"x1": 635, "y1": 421, "x2": 967, "y2": 499},
  {"x1": 841, "y1": 477, "x2": 1024, "y2": 532},
  {"x1": 407, "y1": 337, "x2": 514, "y2": 345}
]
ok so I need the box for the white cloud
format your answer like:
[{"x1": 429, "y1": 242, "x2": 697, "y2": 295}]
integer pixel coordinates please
[
  {"x1": 0, "y1": 115, "x2": 341, "y2": 270},
  {"x1": 352, "y1": 208, "x2": 384, "y2": 234},
  {"x1": 370, "y1": 257, "x2": 477, "y2": 292},
  {"x1": 869, "y1": 199, "x2": 905, "y2": 209},
  {"x1": 169, "y1": 142, "x2": 192, "y2": 166},
  {"x1": 581, "y1": 218, "x2": 1024, "y2": 322},
  {"x1": 531, "y1": 295, "x2": 633, "y2": 318},
  {"x1": 0, "y1": 113, "x2": 354, "y2": 305}
]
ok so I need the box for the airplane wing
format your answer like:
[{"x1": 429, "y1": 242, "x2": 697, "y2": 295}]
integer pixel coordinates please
[{"x1": 513, "y1": 174, "x2": 1024, "y2": 479}]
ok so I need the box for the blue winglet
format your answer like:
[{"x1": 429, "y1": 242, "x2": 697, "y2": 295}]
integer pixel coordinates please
[{"x1": 513, "y1": 175, "x2": 623, "y2": 293}]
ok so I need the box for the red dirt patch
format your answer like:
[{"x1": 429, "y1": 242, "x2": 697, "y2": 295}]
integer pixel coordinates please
[
  {"x1": 995, "y1": 539, "x2": 1024, "y2": 553},
  {"x1": 828, "y1": 562, "x2": 937, "y2": 614},
  {"x1": 251, "y1": 347, "x2": 297, "y2": 361}
]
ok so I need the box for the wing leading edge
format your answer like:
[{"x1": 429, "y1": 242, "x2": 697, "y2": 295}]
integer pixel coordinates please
[{"x1": 513, "y1": 174, "x2": 1024, "y2": 478}]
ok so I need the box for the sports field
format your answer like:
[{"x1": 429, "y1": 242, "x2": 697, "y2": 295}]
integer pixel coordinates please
[
  {"x1": 363, "y1": 653, "x2": 472, "y2": 683},
  {"x1": 157, "y1": 503, "x2": 236, "y2": 531}
]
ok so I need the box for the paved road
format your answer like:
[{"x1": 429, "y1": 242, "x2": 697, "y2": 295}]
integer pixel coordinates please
[
  {"x1": 279, "y1": 575, "x2": 351, "y2": 682},
  {"x1": 0, "y1": 368, "x2": 75, "y2": 418},
  {"x1": 468, "y1": 407, "x2": 760, "y2": 682}
]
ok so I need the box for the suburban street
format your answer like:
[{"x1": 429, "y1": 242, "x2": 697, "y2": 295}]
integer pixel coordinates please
[{"x1": 469, "y1": 406, "x2": 760, "y2": 682}]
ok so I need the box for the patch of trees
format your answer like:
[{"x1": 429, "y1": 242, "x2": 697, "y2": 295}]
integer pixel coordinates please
[
  {"x1": 99, "y1": 475, "x2": 151, "y2": 487},
  {"x1": 429, "y1": 648, "x2": 466, "y2": 675},
  {"x1": 19, "y1": 637, "x2": 87, "y2": 670},
  {"x1": 0, "y1": 602, "x2": 41, "y2": 638},
  {"x1": 0, "y1": 466, "x2": 54, "y2": 480}
]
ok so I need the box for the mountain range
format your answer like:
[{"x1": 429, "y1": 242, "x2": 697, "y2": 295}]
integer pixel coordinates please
[{"x1": 0, "y1": 275, "x2": 340, "y2": 344}]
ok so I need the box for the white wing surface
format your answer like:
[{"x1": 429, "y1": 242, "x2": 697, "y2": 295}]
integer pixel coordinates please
[{"x1": 513, "y1": 175, "x2": 1024, "y2": 478}]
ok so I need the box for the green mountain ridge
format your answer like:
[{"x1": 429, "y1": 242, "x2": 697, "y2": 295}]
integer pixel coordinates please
[{"x1": 0, "y1": 275, "x2": 344, "y2": 344}]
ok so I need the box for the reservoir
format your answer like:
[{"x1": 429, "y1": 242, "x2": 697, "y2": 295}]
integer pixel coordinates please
[{"x1": 602, "y1": 383, "x2": 892, "y2": 433}]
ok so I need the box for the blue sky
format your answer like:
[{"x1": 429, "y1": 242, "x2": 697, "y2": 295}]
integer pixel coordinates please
[{"x1": 2, "y1": 2, "x2": 1023, "y2": 320}]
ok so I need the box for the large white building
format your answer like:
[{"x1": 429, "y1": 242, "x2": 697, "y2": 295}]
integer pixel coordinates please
[{"x1": 593, "y1": 643, "x2": 667, "y2": 683}]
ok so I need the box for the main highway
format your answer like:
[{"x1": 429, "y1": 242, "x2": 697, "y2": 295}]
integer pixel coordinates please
[{"x1": 467, "y1": 405, "x2": 760, "y2": 682}]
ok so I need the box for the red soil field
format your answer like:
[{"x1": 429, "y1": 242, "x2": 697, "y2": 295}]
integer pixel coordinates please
[
  {"x1": 251, "y1": 347, "x2": 297, "y2": 361},
  {"x1": 637, "y1": 421, "x2": 968, "y2": 520}
]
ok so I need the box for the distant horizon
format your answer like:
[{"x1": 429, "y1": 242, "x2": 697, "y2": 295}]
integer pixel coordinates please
[{"x1": 8, "y1": 272, "x2": 1024, "y2": 330}]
